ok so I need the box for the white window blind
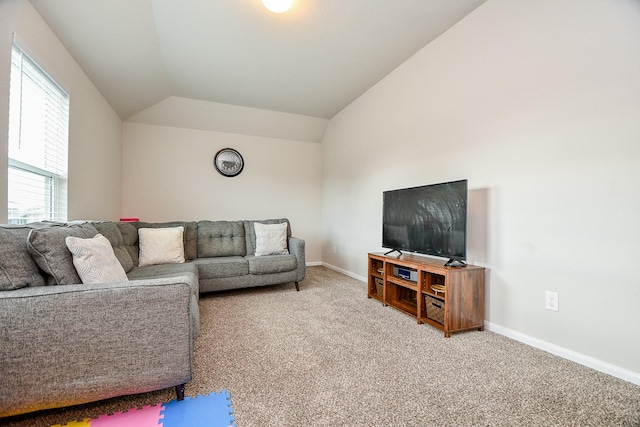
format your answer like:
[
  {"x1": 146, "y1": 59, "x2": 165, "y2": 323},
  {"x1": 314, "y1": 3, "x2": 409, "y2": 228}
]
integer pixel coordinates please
[{"x1": 8, "y1": 41, "x2": 69, "y2": 224}]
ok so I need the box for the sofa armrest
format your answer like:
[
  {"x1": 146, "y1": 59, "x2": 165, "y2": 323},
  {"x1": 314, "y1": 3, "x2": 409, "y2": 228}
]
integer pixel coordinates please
[
  {"x1": 0, "y1": 278, "x2": 194, "y2": 418},
  {"x1": 288, "y1": 236, "x2": 306, "y2": 282}
]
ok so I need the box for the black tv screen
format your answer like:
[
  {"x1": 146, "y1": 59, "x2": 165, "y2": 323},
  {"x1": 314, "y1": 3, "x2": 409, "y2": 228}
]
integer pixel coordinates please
[{"x1": 382, "y1": 180, "x2": 467, "y2": 263}]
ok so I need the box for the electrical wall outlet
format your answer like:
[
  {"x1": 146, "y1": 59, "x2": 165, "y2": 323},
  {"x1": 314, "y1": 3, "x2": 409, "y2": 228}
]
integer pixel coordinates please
[{"x1": 545, "y1": 291, "x2": 559, "y2": 311}]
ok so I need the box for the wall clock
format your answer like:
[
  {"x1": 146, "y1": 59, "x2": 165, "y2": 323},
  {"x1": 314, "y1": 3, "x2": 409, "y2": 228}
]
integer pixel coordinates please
[{"x1": 214, "y1": 148, "x2": 244, "y2": 177}]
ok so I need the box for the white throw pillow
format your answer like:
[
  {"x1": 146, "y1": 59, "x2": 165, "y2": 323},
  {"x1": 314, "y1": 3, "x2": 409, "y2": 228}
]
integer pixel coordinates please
[
  {"x1": 254, "y1": 222, "x2": 289, "y2": 256},
  {"x1": 65, "y1": 234, "x2": 129, "y2": 284},
  {"x1": 138, "y1": 226, "x2": 185, "y2": 266}
]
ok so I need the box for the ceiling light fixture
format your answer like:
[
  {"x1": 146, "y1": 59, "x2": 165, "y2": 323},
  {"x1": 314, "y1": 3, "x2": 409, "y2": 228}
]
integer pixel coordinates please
[{"x1": 262, "y1": 0, "x2": 293, "y2": 13}]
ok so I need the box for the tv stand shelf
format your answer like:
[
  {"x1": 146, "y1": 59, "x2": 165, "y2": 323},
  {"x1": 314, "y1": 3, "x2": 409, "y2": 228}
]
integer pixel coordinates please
[{"x1": 368, "y1": 252, "x2": 485, "y2": 337}]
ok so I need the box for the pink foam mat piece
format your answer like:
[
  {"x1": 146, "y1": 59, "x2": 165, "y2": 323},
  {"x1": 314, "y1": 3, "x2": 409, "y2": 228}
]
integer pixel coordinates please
[{"x1": 89, "y1": 403, "x2": 164, "y2": 427}]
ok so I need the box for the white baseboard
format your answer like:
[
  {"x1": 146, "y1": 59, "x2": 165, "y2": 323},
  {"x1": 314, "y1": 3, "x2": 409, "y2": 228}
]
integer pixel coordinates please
[
  {"x1": 314, "y1": 263, "x2": 640, "y2": 386},
  {"x1": 321, "y1": 262, "x2": 367, "y2": 282},
  {"x1": 485, "y1": 321, "x2": 640, "y2": 386}
]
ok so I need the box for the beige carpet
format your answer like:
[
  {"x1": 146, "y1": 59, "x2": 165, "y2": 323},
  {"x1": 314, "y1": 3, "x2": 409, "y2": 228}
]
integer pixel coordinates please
[{"x1": 4, "y1": 266, "x2": 640, "y2": 426}]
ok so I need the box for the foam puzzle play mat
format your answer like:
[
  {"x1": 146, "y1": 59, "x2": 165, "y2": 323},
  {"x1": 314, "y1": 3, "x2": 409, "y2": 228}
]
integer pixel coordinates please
[{"x1": 51, "y1": 391, "x2": 235, "y2": 427}]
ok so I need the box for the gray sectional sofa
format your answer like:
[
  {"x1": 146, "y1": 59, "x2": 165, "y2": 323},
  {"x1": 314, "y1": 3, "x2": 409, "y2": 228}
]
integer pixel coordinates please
[{"x1": 0, "y1": 218, "x2": 305, "y2": 418}]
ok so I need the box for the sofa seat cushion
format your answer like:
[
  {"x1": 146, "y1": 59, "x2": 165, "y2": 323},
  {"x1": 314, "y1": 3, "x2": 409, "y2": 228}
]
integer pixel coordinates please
[
  {"x1": 192, "y1": 257, "x2": 249, "y2": 279},
  {"x1": 245, "y1": 254, "x2": 297, "y2": 275},
  {"x1": 127, "y1": 262, "x2": 198, "y2": 281},
  {"x1": 127, "y1": 263, "x2": 200, "y2": 320}
]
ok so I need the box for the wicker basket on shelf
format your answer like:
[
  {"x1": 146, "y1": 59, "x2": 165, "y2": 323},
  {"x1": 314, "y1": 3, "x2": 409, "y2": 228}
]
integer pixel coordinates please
[
  {"x1": 425, "y1": 294, "x2": 444, "y2": 325},
  {"x1": 374, "y1": 277, "x2": 384, "y2": 296}
]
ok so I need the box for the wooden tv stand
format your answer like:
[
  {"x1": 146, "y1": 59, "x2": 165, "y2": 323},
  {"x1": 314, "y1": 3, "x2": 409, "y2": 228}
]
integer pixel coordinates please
[{"x1": 367, "y1": 252, "x2": 485, "y2": 337}]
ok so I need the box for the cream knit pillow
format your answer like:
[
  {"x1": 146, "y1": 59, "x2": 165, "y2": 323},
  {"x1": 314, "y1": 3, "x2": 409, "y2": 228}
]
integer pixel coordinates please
[
  {"x1": 138, "y1": 226, "x2": 185, "y2": 266},
  {"x1": 254, "y1": 222, "x2": 289, "y2": 256}
]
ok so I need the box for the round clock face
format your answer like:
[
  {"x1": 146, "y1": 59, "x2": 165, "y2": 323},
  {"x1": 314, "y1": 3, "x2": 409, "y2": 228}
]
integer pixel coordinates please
[{"x1": 214, "y1": 148, "x2": 244, "y2": 177}]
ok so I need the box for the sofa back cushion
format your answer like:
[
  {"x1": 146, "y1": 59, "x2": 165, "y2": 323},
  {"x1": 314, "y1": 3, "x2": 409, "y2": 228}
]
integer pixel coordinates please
[
  {"x1": 244, "y1": 219, "x2": 291, "y2": 256},
  {"x1": 117, "y1": 222, "x2": 140, "y2": 265},
  {"x1": 197, "y1": 220, "x2": 246, "y2": 257},
  {"x1": 27, "y1": 223, "x2": 99, "y2": 285},
  {"x1": 138, "y1": 222, "x2": 198, "y2": 261},
  {"x1": 93, "y1": 221, "x2": 134, "y2": 272},
  {"x1": 0, "y1": 226, "x2": 47, "y2": 290},
  {"x1": 116, "y1": 221, "x2": 198, "y2": 265}
]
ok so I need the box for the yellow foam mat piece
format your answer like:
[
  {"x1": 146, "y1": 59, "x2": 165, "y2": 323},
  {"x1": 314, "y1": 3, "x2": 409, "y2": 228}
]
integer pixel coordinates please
[{"x1": 51, "y1": 418, "x2": 92, "y2": 427}]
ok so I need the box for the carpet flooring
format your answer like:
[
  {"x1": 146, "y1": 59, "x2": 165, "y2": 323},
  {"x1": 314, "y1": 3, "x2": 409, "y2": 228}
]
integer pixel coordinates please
[{"x1": 4, "y1": 266, "x2": 640, "y2": 426}]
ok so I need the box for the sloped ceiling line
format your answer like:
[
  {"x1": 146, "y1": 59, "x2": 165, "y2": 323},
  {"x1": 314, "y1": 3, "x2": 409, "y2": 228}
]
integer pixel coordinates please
[{"x1": 30, "y1": 0, "x2": 487, "y2": 129}]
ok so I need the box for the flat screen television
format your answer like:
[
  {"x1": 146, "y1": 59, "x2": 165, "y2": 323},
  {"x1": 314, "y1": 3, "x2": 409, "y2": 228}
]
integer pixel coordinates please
[{"x1": 382, "y1": 179, "x2": 468, "y2": 266}]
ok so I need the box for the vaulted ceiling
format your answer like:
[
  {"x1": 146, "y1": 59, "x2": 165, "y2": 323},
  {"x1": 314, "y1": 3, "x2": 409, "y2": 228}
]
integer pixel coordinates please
[{"x1": 30, "y1": 0, "x2": 486, "y2": 120}]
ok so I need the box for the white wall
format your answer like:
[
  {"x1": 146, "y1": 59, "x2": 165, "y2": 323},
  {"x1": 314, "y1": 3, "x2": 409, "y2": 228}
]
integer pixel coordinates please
[
  {"x1": 321, "y1": 0, "x2": 640, "y2": 380},
  {"x1": 122, "y1": 122, "x2": 322, "y2": 263},
  {"x1": 0, "y1": 0, "x2": 123, "y2": 223}
]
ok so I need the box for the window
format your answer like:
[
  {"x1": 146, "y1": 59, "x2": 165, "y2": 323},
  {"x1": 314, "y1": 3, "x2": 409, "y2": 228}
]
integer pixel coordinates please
[{"x1": 8, "y1": 41, "x2": 69, "y2": 224}]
